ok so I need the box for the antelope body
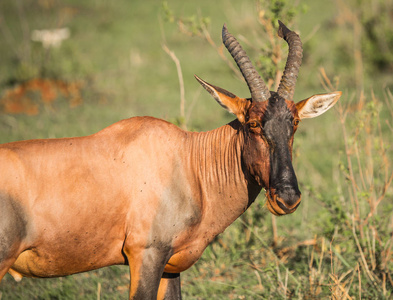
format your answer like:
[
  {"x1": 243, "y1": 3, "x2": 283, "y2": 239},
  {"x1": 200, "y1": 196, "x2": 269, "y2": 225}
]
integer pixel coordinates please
[{"x1": 0, "y1": 22, "x2": 341, "y2": 299}]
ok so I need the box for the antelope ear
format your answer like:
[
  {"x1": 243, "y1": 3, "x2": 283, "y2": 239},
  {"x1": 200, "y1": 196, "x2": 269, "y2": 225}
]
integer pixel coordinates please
[
  {"x1": 296, "y1": 91, "x2": 342, "y2": 119},
  {"x1": 195, "y1": 75, "x2": 250, "y2": 124}
]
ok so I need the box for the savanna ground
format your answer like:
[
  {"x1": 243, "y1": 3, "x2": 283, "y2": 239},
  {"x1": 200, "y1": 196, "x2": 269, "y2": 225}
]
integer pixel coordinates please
[{"x1": 0, "y1": 0, "x2": 392, "y2": 299}]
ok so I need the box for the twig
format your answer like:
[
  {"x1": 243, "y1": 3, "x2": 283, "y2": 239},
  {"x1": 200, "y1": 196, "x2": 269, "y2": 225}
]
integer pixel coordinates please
[
  {"x1": 361, "y1": 171, "x2": 393, "y2": 227},
  {"x1": 308, "y1": 241, "x2": 315, "y2": 294},
  {"x1": 162, "y1": 44, "x2": 186, "y2": 129},
  {"x1": 271, "y1": 215, "x2": 278, "y2": 248},
  {"x1": 338, "y1": 100, "x2": 362, "y2": 234},
  {"x1": 351, "y1": 215, "x2": 378, "y2": 285},
  {"x1": 201, "y1": 23, "x2": 244, "y2": 81},
  {"x1": 284, "y1": 268, "x2": 289, "y2": 299},
  {"x1": 254, "y1": 270, "x2": 263, "y2": 291},
  {"x1": 319, "y1": 67, "x2": 335, "y2": 91},
  {"x1": 357, "y1": 263, "x2": 362, "y2": 300},
  {"x1": 238, "y1": 218, "x2": 301, "y2": 286},
  {"x1": 329, "y1": 273, "x2": 353, "y2": 300},
  {"x1": 97, "y1": 282, "x2": 101, "y2": 300},
  {"x1": 301, "y1": 24, "x2": 321, "y2": 44},
  {"x1": 185, "y1": 87, "x2": 201, "y2": 124},
  {"x1": 353, "y1": 142, "x2": 366, "y2": 190}
]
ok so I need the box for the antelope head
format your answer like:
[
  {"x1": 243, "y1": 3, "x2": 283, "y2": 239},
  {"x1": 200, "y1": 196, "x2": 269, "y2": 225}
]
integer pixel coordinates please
[{"x1": 195, "y1": 21, "x2": 341, "y2": 216}]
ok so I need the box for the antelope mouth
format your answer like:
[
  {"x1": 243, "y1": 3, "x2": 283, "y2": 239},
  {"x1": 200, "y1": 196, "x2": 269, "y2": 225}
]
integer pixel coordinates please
[{"x1": 265, "y1": 189, "x2": 301, "y2": 216}]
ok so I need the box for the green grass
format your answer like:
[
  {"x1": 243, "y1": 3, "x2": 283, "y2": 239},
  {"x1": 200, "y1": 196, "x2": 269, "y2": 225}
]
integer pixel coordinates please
[{"x1": 1, "y1": 0, "x2": 393, "y2": 299}]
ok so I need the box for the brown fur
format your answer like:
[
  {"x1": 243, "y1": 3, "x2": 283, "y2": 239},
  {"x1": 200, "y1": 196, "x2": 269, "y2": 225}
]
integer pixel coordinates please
[{"x1": 0, "y1": 117, "x2": 260, "y2": 298}]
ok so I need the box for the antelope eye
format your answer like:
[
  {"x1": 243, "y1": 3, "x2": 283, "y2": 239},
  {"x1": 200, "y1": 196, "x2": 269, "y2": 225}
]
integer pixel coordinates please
[
  {"x1": 248, "y1": 121, "x2": 259, "y2": 128},
  {"x1": 293, "y1": 119, "x2": 300, "y2": 126}
]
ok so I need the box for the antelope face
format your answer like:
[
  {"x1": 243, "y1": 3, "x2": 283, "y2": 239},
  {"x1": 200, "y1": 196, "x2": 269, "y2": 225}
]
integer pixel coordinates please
[
  {"x1": 244, "y1": 94, "x2": 301, "y2": 215},
  {"x1": 196, "y1": 21, "x2": 342, "y2": 216}
]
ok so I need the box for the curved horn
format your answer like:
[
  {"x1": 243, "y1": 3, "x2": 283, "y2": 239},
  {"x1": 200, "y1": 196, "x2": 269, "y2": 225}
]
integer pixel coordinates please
[
  {"x1": 277, "y1": 20, "x2": 303, "y2": 101},
  {"x1": 222, "y1": 24, "x2": 270, "y2": 102}
]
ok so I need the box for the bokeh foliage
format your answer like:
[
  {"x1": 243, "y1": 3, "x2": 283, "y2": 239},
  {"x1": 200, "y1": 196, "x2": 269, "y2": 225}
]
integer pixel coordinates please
[{"x1": 0, "y1": 0, "x2": 392, "y2": 299}]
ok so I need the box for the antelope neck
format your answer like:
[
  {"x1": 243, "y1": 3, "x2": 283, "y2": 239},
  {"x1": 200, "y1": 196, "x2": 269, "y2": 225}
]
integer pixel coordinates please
[{"x1": 185, "y1": 121, "x2": 261, "y2": 221}]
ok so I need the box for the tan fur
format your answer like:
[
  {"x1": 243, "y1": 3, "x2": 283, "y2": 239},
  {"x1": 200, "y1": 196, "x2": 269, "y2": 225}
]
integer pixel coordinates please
[{"x1": 0, "y1": 82, "x2": 341, "y2": 299}]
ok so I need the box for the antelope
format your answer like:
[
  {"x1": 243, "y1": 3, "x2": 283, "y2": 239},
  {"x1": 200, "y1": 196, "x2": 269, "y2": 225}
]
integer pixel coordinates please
[{"x1": 0, "y1": 21, "x2": 341, "y2": 299}]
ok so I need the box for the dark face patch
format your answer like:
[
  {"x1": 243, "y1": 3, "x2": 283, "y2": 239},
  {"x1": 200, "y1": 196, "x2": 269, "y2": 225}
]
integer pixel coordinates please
[
  {"x1": 242, "y1": 93, "x2": 301, "y2": 215},
  {"x1": 262, "y1": 94, "x2": 295, "y2": 144}
]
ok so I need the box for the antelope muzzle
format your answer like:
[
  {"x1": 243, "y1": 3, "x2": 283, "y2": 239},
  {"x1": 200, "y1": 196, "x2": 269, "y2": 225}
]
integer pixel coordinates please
[
  {"x1": 265, "y1": 151, "x2": 302, "y2": 216},
  {"x1": 266, "y1": 185, "x2": 301, "y2": 216}
]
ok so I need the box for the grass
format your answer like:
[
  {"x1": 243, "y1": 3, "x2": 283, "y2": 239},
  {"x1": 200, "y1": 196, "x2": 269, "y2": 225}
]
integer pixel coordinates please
[{"x1": 0, "y1": 0, "x2": 393, "y2": 299}]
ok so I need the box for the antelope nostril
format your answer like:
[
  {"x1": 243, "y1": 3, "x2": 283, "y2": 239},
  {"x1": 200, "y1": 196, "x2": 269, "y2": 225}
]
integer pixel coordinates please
[
  {"x1": 276, "y1": 190, "x2": 301, "y2": 211},
  {"x1": 276, "y1": 186, "x2": 301, "y2": 207}
]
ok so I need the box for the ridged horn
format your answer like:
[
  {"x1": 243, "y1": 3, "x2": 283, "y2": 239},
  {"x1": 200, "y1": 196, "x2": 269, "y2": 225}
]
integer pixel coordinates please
[
  {"x1": 277, "y1": 20, "x2": 303, "y2": 101},
  {"x1": 222, "y1": 24, "x2": 270, "y2": 102}
]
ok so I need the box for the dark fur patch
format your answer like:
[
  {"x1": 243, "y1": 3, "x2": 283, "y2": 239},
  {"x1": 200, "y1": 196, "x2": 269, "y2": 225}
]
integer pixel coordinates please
[
  {"x1": 257, "y1": 93, "x2": 301, "y2": 205},
  {"x1": 214, "y1": 85, "x2": 237, "y2": 98},
  {"x1": 263, "y1": 93, "x2": 293, "y2": 125},
  {"x1": 0, "y1": 193, "x2": 27, "y2": 261}
]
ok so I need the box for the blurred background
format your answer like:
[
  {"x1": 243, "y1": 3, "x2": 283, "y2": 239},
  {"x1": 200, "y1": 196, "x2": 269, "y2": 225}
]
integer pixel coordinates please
[{"x1": 0, "y1": 0, "x2": 392, "y2": 299}]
